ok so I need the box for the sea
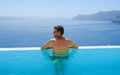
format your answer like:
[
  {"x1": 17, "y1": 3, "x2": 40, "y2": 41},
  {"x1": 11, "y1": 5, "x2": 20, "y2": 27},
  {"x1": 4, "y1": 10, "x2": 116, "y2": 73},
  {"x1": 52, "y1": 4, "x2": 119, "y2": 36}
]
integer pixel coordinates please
[
  {"x1": 0, "y1": 19, "x2": 120, "y2": 75},
  {"x1": 0, "y1": 19, "x2": 120, "y2": 48}
]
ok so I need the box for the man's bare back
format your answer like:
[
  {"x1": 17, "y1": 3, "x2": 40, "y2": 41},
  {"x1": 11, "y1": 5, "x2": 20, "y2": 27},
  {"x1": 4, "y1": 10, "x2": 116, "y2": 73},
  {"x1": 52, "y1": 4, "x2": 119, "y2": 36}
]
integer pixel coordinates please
[
  {"x1": 41, "y1": 25, "x2": 78, "y2": 56},
  {"x1": 41, "y1": 37, "x2": 78, "y2": 53}
]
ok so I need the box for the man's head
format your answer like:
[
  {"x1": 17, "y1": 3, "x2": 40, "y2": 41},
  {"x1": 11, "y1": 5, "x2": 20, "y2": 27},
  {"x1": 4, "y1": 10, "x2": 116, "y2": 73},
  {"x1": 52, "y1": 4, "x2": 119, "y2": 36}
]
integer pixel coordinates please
[{"x1": 54, "y1": 25, "x2": 64, "y2": 38}]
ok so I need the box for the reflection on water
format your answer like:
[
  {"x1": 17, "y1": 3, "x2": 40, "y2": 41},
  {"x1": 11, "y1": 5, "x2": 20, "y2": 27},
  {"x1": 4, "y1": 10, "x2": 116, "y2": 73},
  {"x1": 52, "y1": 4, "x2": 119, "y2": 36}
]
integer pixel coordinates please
[
  {"x1": 41, "y1": 49, "x2": 78, "y2": 75},
  {"x1": 51, "y1": 56, "x2": 68, "y2": 75}
]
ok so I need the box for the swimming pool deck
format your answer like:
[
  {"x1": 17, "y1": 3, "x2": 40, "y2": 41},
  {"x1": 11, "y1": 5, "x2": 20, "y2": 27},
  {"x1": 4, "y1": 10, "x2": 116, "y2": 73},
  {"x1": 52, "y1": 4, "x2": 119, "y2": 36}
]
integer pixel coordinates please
[{"x1": 0, "y1": 45, "x2": 120, "y2": 51}]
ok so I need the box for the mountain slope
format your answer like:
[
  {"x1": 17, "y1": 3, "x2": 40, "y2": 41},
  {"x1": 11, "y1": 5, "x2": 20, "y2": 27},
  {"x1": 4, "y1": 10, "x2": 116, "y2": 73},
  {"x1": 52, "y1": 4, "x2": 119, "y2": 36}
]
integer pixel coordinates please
[{"x1": 73, "y1": 10, "x2": 120, "y2": 21}]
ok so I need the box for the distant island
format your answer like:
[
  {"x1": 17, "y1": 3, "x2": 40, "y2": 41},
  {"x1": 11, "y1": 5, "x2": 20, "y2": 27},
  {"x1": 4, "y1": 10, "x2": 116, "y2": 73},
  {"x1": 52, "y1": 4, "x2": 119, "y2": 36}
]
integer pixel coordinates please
[
  {"x1": 73, "y1": 10, "x2": 120, "y2": 22},
  {"x1": 0, "y1": 10, "x2": 120, "y2": 23}
]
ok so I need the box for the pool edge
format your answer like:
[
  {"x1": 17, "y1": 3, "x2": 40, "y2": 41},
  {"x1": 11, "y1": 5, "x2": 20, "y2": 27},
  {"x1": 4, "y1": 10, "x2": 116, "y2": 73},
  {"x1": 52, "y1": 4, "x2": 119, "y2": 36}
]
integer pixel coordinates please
[{"x1": 0, "y1": 45, "x2": 120, "y2": 51}]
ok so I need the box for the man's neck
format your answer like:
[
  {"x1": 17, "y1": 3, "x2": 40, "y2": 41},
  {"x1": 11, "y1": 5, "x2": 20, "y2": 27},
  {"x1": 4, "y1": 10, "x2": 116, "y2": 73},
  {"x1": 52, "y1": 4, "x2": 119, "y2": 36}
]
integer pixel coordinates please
[{"x1": 56, "y1": 36, "x2": 64, "y2": 40}]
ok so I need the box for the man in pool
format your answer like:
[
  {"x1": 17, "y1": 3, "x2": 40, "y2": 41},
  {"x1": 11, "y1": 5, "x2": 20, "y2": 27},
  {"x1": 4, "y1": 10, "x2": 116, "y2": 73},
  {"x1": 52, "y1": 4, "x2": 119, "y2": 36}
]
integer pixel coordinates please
[
  {"x1": 41, "y1": 25, "x2": 78, "y2": 75},
  {"x1": 41, "y1": 25, "x2": 78, "y2": 56}
]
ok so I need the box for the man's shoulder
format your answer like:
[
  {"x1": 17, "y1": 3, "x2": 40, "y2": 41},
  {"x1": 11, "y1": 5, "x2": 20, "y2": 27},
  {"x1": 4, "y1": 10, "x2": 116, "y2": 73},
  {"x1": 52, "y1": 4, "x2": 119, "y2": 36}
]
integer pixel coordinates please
[
  {"x1": 50, "y1": 39, "x2": 56, "y2": 41},
  {"x1": 64, "y1": 38, "x2": 72, "y2": 41},
  {"x1": 46, "y1": 39, "x2": 55, "y2": 44}
]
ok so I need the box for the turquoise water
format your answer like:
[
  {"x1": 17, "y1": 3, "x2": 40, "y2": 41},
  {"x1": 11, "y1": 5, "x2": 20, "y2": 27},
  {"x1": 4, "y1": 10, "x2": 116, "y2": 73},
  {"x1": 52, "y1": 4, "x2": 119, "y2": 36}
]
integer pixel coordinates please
[{"x1": 0, "y1": 48, "x2": 120, "y2": 75}]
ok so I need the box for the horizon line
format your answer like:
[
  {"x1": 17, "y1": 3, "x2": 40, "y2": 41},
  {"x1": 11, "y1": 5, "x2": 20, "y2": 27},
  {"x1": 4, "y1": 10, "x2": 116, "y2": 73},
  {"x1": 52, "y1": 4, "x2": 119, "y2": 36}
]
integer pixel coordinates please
[{"x1": 0, "y1": 10, "x2": 120, "y2": 18}]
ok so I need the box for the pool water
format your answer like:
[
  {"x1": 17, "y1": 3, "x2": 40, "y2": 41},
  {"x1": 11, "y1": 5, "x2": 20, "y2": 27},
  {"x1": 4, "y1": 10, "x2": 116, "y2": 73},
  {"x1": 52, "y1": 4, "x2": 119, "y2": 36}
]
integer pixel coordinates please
[{"x1": 0, "y1": 48, "x2": 120, "y2": 75}]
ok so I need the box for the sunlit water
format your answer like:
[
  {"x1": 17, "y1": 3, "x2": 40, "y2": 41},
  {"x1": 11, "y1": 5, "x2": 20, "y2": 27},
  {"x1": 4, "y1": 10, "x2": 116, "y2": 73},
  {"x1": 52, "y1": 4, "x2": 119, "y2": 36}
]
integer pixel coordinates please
[{"x1": 0, "y1": 20, "x2": 120, "y2": 47}]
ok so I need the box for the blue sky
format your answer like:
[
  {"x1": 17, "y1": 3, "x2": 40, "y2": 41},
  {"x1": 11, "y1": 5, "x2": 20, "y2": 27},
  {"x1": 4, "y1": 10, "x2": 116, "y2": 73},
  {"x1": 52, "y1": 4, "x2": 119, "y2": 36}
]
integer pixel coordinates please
[{"x1": 0, "y1": 0, "x2": 120, "y2": 18}]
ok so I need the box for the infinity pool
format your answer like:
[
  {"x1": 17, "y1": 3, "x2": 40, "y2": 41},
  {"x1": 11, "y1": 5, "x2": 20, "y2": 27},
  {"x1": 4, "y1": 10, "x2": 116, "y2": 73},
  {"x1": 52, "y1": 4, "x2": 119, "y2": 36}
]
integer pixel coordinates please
[{"x1": 0, "y1": 46, "x2": 120, "y2": 75}]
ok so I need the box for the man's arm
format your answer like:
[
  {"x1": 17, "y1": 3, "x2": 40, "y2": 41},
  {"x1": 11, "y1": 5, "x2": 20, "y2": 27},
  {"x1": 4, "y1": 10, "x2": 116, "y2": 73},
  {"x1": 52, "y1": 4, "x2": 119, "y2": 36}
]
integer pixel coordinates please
[
  {"x1": 69, "y1": 40, "x2": 78, "y2": 48},
  {"x1": 41, "y1": 40, "x2": 53, "y2": 50}
]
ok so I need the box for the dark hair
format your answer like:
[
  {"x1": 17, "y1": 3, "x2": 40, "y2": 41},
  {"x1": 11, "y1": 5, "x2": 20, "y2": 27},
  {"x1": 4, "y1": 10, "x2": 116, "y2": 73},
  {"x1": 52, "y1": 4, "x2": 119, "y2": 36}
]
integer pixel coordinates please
[{"x1": 54, "y1": 25, "x2": 64, "y2": 35}]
